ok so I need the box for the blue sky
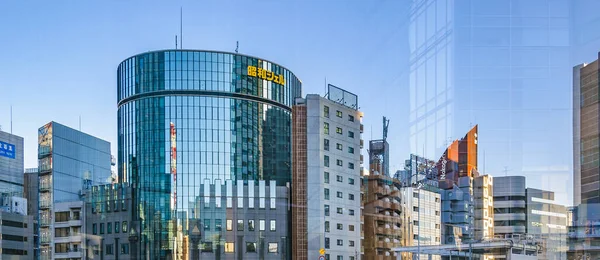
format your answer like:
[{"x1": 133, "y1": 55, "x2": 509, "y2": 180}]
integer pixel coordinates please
[
  {"x1": 0, "y1": 0, "x2": 406, "y2": 167},
  {"x1": 1, "y1": 0, "x2": 597, "y2": 206}
]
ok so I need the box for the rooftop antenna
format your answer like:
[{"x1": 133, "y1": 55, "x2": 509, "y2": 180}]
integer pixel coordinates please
[
  {"x1": 235, "y1": 41, "x2": 239, "y2": 53},
  {"x1": 503, "y1": 166, "x2": 511, "y2": 177},
  {"x1": 382, "y1": 116, "x2": 390, "y2": 142},
  {"x1": 324, "y1": 77, "x2": 327, "y2": 97},
  {"x1": 10, "y1": 105, "x2": 13, "y2": 134},
  {"x1": 175, "y1": 35, "x2": 178, "y2": 49},
  {"x1": 180, "y1": 7, "x2": 183, "y2": 49}
]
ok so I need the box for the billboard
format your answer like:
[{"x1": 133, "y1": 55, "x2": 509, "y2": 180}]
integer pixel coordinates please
[{"x1": 0, "y1": 141, "x2": 16, "y2": 159}]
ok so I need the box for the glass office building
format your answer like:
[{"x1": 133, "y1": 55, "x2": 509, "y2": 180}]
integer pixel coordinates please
[
  {"x1": 117, "y1": 50, "x2": 301, "y2": 259},
  {"x1": 37, "y1": 121, "x2": 112, "y2": 260}
]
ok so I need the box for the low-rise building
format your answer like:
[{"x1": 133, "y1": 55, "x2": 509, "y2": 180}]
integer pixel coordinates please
[
  {"x1": 362, "y1": 174, "x2": 406, "y2": 260},
  {"x1": 494, "y1": 176, "x2": 567, "y2": 260},
  {"x1": 402, "y1": 183, "x2": 441, "y2": 260},
  {"x1": 85, "y1": 183, "x2": 132, "y2": 260},
  {"x1": 0, "y1": 197, "x2": 33, "y2": 259},
  {"x1": 51, "y1": 201, "x2": 85, "y2": 259}
]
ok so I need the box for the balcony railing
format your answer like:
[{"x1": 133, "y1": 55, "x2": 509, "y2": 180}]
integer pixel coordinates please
[
  {"x1": 39, "y1": 165, "x2": 52, "y2": 174},
  {"x1": 40, "y1": 217, "x2": 51, "y2": 226},
  {"x1": 40, "y1": 200, "x2": 52, "y2": 209},
  {"x1": 40, "y1": 235, "x2": 52, "y2": 244},
  {"x1": 39, "y1": 183, "x2": 52, "y2": 192},
  {"x1": 38, "y1": 145, "x2": 52, "y2": 158}
]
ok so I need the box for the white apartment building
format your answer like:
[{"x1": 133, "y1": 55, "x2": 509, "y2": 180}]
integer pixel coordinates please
[
  {"x1": 45, "y1": 201, "x2": 85, "y2": 260},
  {"x1": 304, "y1": 89, "x2": 363, "y2": 260},
  {"x1": 403, "y1": 185, "x2": 441, "y2": 260}
]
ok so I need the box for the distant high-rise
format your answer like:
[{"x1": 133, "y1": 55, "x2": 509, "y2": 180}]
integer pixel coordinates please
[
  {"x1": 574, "y1": 56, "x2": 600, "y2": 204},
  {"x1": 0, "y1": 131, "x2": 24, "y2": 196},
  {"x1": 37, "y1": 121, "x2": 112, "y2": 260}
]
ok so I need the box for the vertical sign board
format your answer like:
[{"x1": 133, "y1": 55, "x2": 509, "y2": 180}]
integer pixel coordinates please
[
  {"x1": 170, "y1": 123, "x2": 177, "y2": 212},
  {"x1": 0, "y1": 141, "x2": 16, "y2": 159}
]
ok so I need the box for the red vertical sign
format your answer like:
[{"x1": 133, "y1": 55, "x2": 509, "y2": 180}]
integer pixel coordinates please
[{"x1": 170, "y1": 122, "x2": 177, "y2": 211}]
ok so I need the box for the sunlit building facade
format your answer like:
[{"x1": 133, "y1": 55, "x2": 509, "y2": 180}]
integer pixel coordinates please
[
  {"x1": 293, "y1": 89, "x2": 363, "y2": 260},
  {"x1": 574, "y1": 57, "x2": 600, "y2": 204},
  {"x1": 117, "y1": 50, "x2": 301, "y2": 259}
]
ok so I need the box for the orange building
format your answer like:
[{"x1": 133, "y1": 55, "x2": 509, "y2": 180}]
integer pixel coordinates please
[{"x1": 437, "y1": 125, "x2": 478, "y2": 189}]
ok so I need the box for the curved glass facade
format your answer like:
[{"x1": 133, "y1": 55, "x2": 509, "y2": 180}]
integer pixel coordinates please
[{"x1": 117, "y1": 50, "x2": 301, "y2": 259}]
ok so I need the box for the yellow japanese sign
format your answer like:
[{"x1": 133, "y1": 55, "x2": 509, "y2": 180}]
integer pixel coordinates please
[{"x1": 247, "y1": 65, "x2": 286, "y2": 85}]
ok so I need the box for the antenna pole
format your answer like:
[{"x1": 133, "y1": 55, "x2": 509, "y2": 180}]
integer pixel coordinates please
[
  {"x1": 235, "y1": 41, "x2": 239, "y2": 53},
  {"x1": 175, "y1": 35, "x2": 178, "y2": 49},
  {"x1": 180, "y1": 7, "x2": 183, "y2": 49},
  {"x1": 10, "y1": 105, "x2": 13, "y2": 134},
  {"x1": 325, "y1": 77, "x2": 327, "y2": 96}
]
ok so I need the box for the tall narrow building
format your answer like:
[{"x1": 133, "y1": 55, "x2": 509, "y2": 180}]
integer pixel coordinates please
[
  {"x1": 363, "y1": 116, "x2": 407, "y2": 260},
  {"x1": 292, "y1": 86, "x2": 363, "y2": 260},
  {"x1": 291, "y1": 97, "x2": 308, "y2": 260},
  {"x1": 37, "y1": 122, "x2": 112, "y2": 260},
  {"x1": 437, "y1": 125, "x2": 479, "y2": 244},
  {"x1": 397, "y1": 154, "x2": 442, "y2": 260},
  {"x1": 574, "y1": 56, "x2": 600, "y2": 204}
]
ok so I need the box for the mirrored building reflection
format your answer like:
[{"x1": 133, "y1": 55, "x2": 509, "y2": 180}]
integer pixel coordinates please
[{"x1": 408, "y1": 0, "x2": 572, "y2": 204}]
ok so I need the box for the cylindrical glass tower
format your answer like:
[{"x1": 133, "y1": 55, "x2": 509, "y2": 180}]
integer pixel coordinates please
[{"x1": 117, "y1": 50, "x2": 301, "y2": 259}]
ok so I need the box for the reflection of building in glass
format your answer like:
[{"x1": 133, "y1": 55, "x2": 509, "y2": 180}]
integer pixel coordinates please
[
  {"x1": 407, "y1": 0, "x2": 572, "y2": 199},
  {"x1": 117, "y1": 50, "x2": 301, "y2": 259},
  {"x1": 493, "y1": 176, "x2": 567, "y2": 260},
  {"x1": 0, "y1": 131, "x2": 24, "y2": 196},
  {"x1": 37, "y1": 122, "x2": 112, "y2": 260},
  {"x1": 293, "y1": 88, "x2": 363, "y2": 260}
]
